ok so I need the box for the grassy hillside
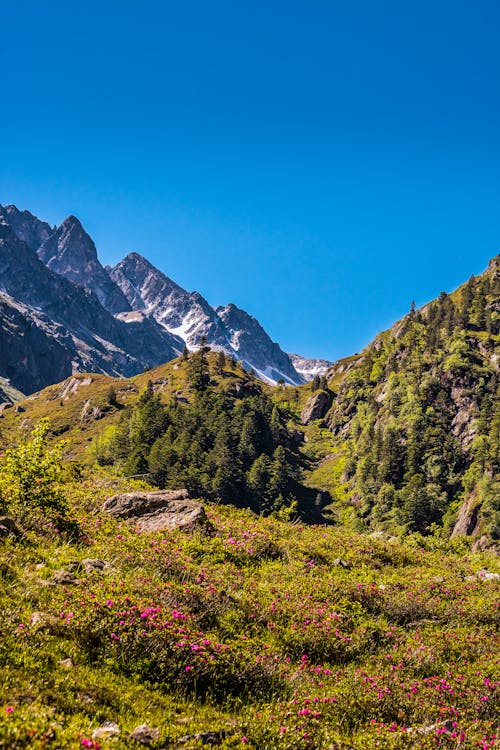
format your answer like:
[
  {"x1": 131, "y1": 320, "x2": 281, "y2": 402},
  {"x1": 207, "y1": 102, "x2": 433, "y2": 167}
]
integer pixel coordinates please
[
  {"x1": 0, "y1": 260, "x2": 498, "y2": 748},
  {"x1": 1, "y1": 252, "x2": 499, "y2": 543},
  {"x1": 0, "y1": 469, "x2": 499, "y2": 749}
]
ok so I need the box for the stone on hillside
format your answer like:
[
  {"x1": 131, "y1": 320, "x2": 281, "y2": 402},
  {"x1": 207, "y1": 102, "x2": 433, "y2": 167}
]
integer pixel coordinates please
[
  {"x1": 92, "y1": 722, "x2": 120, "y2": 740},
  {"x1": 451, "y1": 496, "x2": 480, "y2": 537},
  {"x1": 0, "y1": 516, "x2": 24, "y2": 540},
  {"x1": 300, "y1": 390, "x2": 333, "y2": 424},
  {"x1": 30, "y1": 611, "x2": 66, "y2": 634},
  {"x1": 475, "y1": 569, "x2": 500, "y2": 582},
  {"x1": 83, "y1": 558, "x2": 106, "y2": 574},
  {"x1": 129, "y1": 725, "x2": 160, "y2": 744},
  {"x1": 101, "y1": 490, "x2": 214, "y2": 534},
  {"x1": 53, "y1": 569, "x2": 78, "y2": 585}
]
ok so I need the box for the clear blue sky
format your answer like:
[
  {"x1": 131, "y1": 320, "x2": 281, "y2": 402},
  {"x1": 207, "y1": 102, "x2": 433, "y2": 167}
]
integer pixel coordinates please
[{"x1": 1, "y1": 1, "x2": 499, "y2": 361}]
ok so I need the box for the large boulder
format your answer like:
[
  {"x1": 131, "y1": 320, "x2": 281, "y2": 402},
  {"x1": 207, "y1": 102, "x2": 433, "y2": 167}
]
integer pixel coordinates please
[
  {"x1": 300, "y1": 390, "x2": 333, "y2": 424},
  {"x1": 101, "y1": 490, "x2": 213, "y2": 534}
]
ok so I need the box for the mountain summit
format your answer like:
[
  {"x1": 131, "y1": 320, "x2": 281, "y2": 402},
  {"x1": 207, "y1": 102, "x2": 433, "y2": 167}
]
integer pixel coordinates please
[
  {"x1": 37, "y1": 216, "x2": 131, "y2": 314},
  {"x1": 109, "y1": 253, "x2": 304, "y2": 384}
]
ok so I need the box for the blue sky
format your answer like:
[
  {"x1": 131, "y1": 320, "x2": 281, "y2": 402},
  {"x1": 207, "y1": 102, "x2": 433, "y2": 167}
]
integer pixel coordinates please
[{"x1": 1, "y1": 1, "x2": 499, "y2": 360}]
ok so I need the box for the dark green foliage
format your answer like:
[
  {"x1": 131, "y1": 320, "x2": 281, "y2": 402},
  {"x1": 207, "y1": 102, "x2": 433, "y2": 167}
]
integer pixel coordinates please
[
  {"x1": 331, "y1": 258, "x2": 500, "y2": 535},
  {"x1": 187, "y1": 337, "x2": 211, "y2": 391},
  {"x1": 108, "y1": 383, "x2": 301, "y2": 514}
]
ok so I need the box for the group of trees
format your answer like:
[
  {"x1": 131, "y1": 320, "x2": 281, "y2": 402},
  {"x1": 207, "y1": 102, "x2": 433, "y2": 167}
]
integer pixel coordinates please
[
  {"x1": 99, "y1": 381, "x2": 301, "y2": 515},
  {"x1": 332, "y1": 263, "x2": 500, "y2": 535}
]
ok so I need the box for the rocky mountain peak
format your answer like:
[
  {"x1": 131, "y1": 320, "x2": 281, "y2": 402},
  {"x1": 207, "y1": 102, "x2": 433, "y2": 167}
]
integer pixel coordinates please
[
  {"x1": 0, "y1": 203, "x2": 53, "y2": 251},
  {"x1": 37, "y1": 215, "x2": 130, "y2": 314}
]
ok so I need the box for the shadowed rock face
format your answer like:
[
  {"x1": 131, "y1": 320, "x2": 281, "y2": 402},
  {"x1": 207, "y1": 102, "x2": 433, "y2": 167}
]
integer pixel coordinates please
[
  {"x1": 37, "y1": 216, "x2": 131, "y2": 314},
  {"x1": 0, "y1": 204, "x2": 53, "y2": 251},
  {"x1": 101, "y1": 490, "x2": 214, "y2": 534},
  {"x1": 301, "y1": 390, "x2": 333, "y2": 424}
]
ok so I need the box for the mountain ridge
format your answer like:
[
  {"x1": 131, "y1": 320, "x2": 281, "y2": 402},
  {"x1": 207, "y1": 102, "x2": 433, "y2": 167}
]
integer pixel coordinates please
[{"x1": 0, "y1": 204, "x2": 314, "y2": 394}]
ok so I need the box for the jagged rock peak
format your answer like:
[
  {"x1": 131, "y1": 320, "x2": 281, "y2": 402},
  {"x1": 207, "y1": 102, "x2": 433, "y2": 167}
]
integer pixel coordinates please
[
  {"x1": 110, "y1": 252, "x2": 185, "y2": 311},
  {"x1": 0, "y1": 203, "x2": 53, "y2": 251},
  {"x1": 37, "y1": 215, "x2": 131, "y2": 314},
  {"x1": 38, "y1": 214, "x2": 98, "y2": 267}
]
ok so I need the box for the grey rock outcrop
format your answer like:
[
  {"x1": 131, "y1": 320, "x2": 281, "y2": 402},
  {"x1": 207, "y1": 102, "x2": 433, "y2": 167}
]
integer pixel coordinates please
[
  {"x1": 0, "y1": 204, "x2": 52, "y2": 251},
  {"x1": 101, "y1": 490, "x2": 214, "y2": 534},
  {"x1": 300, "y1": 390, "x2": 333, "y2": 424}
]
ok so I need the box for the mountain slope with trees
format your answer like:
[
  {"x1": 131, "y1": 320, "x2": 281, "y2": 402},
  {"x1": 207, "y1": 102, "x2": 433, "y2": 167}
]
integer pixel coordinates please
[{"x1": 321, "y1": 255, "x2": 499, "y2": 546}]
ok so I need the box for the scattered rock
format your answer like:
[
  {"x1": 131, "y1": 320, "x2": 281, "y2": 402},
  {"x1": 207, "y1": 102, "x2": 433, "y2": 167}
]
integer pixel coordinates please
[
  {"x1": 30, "y1": 611, "x2": 65, "y2": 634},
  {"x1": 58, "y1": 658, "x2": 73, "y2": 669},
  {"x1": 102, "y1": 491, "x2": 214, "y2": 535},
  {"x1": 129, "y1": 725, "x2": 160, "y2": 744},
  {"x1": 92, "y1": 722, "x2": 120, "y2": 740},
  {"x1": 300, "y1": 390, "x2": 333, "y2": 424},
  {"x1": 408, "y1": 720, "x2": 455, "y2": 735},
  {"x1": 80, "y1": 399, "x2": 103, "y2": 422},
  {"x1": 225, "y1": 380, "x2": 262, "y2": 399},
  {"x1": 333, "y1": 558, "x2": 351, "y2": 569},
  {"x1": 82, "y1": 558, "x2": 106, "y2": 574},
  {"x1": 177, "y1": 731, "x2": 228, "y2": 746},
  {"x1": 471, "y1": 535, "x2": 498, "y2": 553},
  {"x1": 0, "y1": 516, "x2": 24, "y2": 540},
  {"x1": 431, "y1": 575, "x2": 444, "y2": 584},
  {"x1": 451, "y1": 496, "x2": 480, "y2": 537},
  {"x1": 475, "y1": 569, "x2": 500, "y2": 582},
  {"x1": 53, "y1": 569, "x2": 78, "y2": 585}
]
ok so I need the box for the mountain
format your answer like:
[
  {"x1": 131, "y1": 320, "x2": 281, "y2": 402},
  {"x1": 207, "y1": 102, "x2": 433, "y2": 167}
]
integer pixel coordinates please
[
  {"x1": 289, "y1": 353, "x2": 332, "y2": 380},
  {"x1": 318, "y1": 255, "x2": 499, "y2": 548},
  {"x1": 110, "y1": 252, "x2": 304, "y2": 384},
  {"x1": 37, "y1": 215, "x2": 131, "y2": 314},
  {"x1": 0, "y1": 218, "x2": 183, "y2": 395},
  {"x1": 0, "y1": 203, "x2": 310, "y2": 393},
  {"x1": 0, "y1": 203, "x2": 53, "y2": 251}
]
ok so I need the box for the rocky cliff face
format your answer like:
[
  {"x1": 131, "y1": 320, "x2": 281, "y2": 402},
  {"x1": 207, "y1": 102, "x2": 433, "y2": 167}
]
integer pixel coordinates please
[
  {"x1": 37, "y1": 216, "x2": 131, "y2": 314},
  {"x1": 215, "y1": 303, "x2": 303, "y2": 383},
  {"x1": 0, "y1": 204, "x2": 53, "y2": 251}
]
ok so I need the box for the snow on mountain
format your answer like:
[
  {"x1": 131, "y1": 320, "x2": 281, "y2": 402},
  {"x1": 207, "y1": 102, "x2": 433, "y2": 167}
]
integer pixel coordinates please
[
  {"x1": 288, "y1": 353, "x2": 333, "y2": 381},
  {"x1": 110, "y1": 254, "x2": 305, "y2": 385},
  {"x1": 0, "y1": 204, "x2": 318, "y2": 390}
]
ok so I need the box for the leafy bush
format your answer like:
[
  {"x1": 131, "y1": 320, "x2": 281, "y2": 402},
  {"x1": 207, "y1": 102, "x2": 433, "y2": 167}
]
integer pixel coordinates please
[{"x1": 0, "y1": 418, "x2": 71, "y2": 532}]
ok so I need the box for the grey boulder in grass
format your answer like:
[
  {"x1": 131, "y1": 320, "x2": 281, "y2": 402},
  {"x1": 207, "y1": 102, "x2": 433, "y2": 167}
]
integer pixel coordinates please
[{"x1": 101, "y1": 490, "x2": 214, "y2": 534}]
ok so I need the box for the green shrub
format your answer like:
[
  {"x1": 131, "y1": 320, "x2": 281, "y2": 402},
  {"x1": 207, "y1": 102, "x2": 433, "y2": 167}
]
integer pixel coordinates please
[{"x1": 0, "y1": 419, "x2": 70, "y2": 531}]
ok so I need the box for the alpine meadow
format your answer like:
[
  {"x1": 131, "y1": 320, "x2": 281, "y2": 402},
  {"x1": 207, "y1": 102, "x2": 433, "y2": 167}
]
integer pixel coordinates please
[{"x1": 1, "y1": 2, "x2": 500, "y2": 748}]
